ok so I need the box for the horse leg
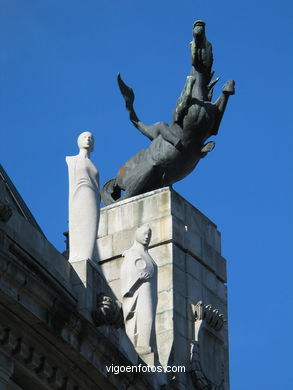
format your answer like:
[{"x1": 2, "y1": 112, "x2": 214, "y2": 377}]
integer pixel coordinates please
[
  {"x1": 139, "y1": 122, "x2": 182, "y2": 149},
  {"x1": 172, "y1": 75, "x2": 195, "y2": 123},
  {"x1": 212, "y1": 80, "x2": 235, "y2": 135}
]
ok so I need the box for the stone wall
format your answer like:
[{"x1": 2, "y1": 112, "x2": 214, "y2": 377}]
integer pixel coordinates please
[
  {"x1": 0, "y1": 196, "x2": 159, "y2": 390},
  {"x1": 0, "y1": 171, "x2": 229, "y2": 390},
  {"x1": 98, "y1": 187, "x2": 229, "y2": 389}
]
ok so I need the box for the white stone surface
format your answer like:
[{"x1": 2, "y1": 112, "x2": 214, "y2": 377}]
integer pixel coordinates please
[{"x1": 66, "y1": 131, "x2": 100, "y2": 263}]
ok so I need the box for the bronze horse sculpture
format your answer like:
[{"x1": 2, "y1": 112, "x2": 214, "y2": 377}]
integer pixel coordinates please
[{"x1": 102, "y1": 21, "x2": 235, "y2": 206}]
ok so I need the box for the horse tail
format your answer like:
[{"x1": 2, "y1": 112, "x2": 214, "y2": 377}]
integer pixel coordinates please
[
  {"x1": 117, "y1": 73, "x2": 140, "y2": 125},
  {"x1": 117, "y1": 73, "x2": 158, "y2": 141},
  {"x1": 101, "y1": 178, "x2": 121, "y2": 206}
]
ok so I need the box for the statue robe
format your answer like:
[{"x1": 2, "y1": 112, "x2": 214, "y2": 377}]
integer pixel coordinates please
[
  {"x1": 66, "y1": 154, "x2": 100, "y2": 262},
  {"x1": 120, "y1": 247, "x2": 158, "y2": 353}
]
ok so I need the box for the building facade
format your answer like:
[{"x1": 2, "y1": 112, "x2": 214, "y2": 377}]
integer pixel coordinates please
[{"x1": 0, "y1": 165, "x2": 229, "y2": 390}]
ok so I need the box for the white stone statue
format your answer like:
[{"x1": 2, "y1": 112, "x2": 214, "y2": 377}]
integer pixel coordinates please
[
  {"x1": 120, "y1": 225, "x2": 158, "y2": 358},
  {"x1": 66, "y1": 131, "x2": 100, "y2": 263}
]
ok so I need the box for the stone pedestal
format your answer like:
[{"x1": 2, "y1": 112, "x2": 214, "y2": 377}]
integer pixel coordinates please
[
  {"x1": 97, "y1": 187, "x2": 229, "y2": 390},
  {"x1": 70, "y1": 259, "x2": 98, "y2": 321}
]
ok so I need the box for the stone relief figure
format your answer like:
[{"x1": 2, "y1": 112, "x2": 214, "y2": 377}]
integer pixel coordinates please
[
  {"x1": 102, "y1": 20, "x2": 235, "y2": 205},
  {"x1": 66, "y1": 131, "x2": 100, "y2": 262},
  {"x1": 120, "y1": 225, "x2": 158, "y2": 360}
]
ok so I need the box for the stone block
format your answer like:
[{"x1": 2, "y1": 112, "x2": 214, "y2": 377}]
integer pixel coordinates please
[
  {"x1": 97, "y1": 234, "x2": 113, "y2": 261},
  {"x1": 172, "y1": 333, "x2": 189, "y2": 365},
  {"x1": 187, "y1": 274, "x2": 203, "y2": 303},
  {"x1": 173, "y1": 311, "x2": 188, "y2": 338},
  {"x1": 172, "y1": 245, "x2": 186, "y2": 272},
  {"x1": 149, "y1": 243, "x2": 172, "y2": 267},
  {"x1": 97, "y1": 209, "x2": 108, "y2": 238},
  {"x1": 184, "y1": 202, "x2": 203, "y2": 237},
  {"x1": 7, "y1": 263, "x2": 26, "y2": 286},
  {"x1": 69, "y1": 282, "x2": 92, "y2": 319},
  {"x1": 18, "y1": 292, "x2": 48, "y2": 323},
  {"x1": 157, "y1": 264, "x2": 173, "y2": 292},
  {"x1": 215, "y1": 254, "x2": 227, "y2": 282},
  {"x1": 149, "y1": 216, "x2": 172, "y2": 245},
  {"x1": 170, "y1": 191, "x2": 185, "y2": 222},
  {"x1": 156, "y1": 310, "x2": 173, "y2": 333},
  {"x1": 107, "y1": 201, "x2": 139, "y2": 234},
  {"x1": 156, "y1": 329, "x2": 173, "y2": 367},
  {"x1": 157, "y1": 289, "x2": 173, "y2": 313},
  {"x1": 25, "y1": 276, "x2": 53, "y2": 307},
  {"x1": 203, "y1": 268, "x2": 218, "y2": 294},
  {"x1": 172, "y1": 216, "x2": 186, "y2": 249},
  {"x1": 112, "y1": 229, "x2": 134, "y2": 256},
  {"x1": 185, "y1": 228, "x2": 202, "y2": 259},
  {"x1": 108, "y1": 278, "x2": 122, "y2": 301},
  {"x1": 201, "y1": 241, "x2": 216, "y2": 272},
  {"x1": 217, "y1": 279, "x2": 227, "y2": 302},
  {"x1": 70, "y1": 260, "x2": 90, "y2": 286},
  {"x1": 173, "y1": 265, "x2": 187, "y2": 296},
  {"x1": 173, "y1": 292, "x2": 187, "y2": 316},
  {"x1": 186, "y1": 254, "x2": 203, "y2": 281},
  {"x1": 214, "y1": 229, "x2": 222, "y2": 253},
  {"x1": 100, "y1": 257, "x2": 123, "y2": 283},
  {"x1": 139, "y1": 189, "x2": 170, "y2": 223},
  {"x1": 0, "y1": 273, "x2": 19, "y2": 303},
  {"x1": 204, "y1": 222, "x2": 220, "y2": 251}
]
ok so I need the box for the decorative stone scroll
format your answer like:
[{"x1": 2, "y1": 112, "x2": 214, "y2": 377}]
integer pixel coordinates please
[{"x1": 190, "y1": 301, "x2": 225, "y2": 390}]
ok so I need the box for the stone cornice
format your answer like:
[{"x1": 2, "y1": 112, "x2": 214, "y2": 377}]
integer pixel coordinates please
[{"x1": 0, "y1": 223, "x2": 157, "y2": 390}]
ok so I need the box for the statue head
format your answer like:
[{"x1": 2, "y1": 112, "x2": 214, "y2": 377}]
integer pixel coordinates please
[
  {"x1": 135, "y1": 225, "x2": 152, "y2": 247},
  {"x1": 77, "y1": 131, "x2": 94, "y2": 153},
  {"x1": 193, "y1": 20, "x2": 205, "y2": 37}
]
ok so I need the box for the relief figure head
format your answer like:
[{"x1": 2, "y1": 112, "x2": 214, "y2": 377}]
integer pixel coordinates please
[
  {"x1": 77, "y1": 131, "x2": 94, "y2": 153},
  {"x1": 135, "y1": 225, "x2": 152, "y2": 247}
]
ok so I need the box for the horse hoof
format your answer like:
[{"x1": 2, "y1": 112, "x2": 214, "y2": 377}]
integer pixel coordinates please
[
  {"x1": 201, "y1": 141, "x2": 215, "y2": 153},
  {"x1": 222, "y1": 80, "x2": 235, "y2": 95}
]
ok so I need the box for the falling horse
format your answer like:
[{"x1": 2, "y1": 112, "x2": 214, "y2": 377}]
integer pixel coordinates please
[{"x1": 102, "y1": 20, "x2": 235, "y2": 206}]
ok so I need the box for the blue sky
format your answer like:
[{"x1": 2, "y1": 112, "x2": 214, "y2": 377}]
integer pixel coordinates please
[{"x1": 0, "y1": 1, "x2": 292, "y2": 388}]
